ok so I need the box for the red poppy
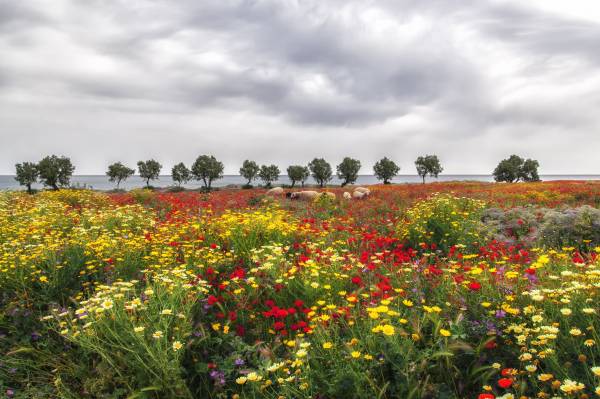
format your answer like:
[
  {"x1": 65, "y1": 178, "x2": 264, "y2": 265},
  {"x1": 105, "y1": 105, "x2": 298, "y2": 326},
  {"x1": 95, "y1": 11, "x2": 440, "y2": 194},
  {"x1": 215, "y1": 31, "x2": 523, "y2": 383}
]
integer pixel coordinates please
[
  {"x1": 478, "y1": 394, "x2": 495, "y2": 399},
  {"x1": 497, "y1": 378, "x2": 512, "y2": 389},
  {"x1": 207, "y1": 295, "x2": 219, "y2": 305},
  {"x1": 273, "y1": 321, "x2": 285, "y2": 330},
  {"x1": 468, "y1": 281, "x2": 482, "y2": 291}
]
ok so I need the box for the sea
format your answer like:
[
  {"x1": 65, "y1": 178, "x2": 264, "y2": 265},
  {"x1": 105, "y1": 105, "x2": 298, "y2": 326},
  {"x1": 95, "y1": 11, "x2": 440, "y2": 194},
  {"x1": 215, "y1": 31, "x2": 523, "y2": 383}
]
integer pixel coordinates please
[{"x1": 2, "y1": 175, "x2": 600, "y2": 191}]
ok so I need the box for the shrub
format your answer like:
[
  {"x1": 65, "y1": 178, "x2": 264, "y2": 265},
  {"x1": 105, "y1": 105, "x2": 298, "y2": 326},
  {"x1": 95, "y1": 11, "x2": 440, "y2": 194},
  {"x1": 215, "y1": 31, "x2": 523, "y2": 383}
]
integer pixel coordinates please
[
  {"x1": 397, "y1": 193, "x2": 487, "y2": 252},
  {"x1": 166, "y1": 185, "x2": 187, "y2": 193},
  {"x1": 482, "y1": 205, "x2": 600, "y2": 250},
  {"x1": 481, "y1": 206, "x2": 542, "y2": 246},
  {"x1": 538, "y1": 205, "x2": 600, "y2": 250},
  {"x1": 208, "y1": 206, "x2": 302, "y2": 262},
  {"x1": 129, "y1": 188, "x2": 158, "y2": 205}
]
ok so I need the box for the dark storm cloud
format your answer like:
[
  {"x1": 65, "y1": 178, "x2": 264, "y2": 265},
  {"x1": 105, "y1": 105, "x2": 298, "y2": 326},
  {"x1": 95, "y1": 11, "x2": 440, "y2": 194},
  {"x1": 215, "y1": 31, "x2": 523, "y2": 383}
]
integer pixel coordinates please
[
  {"x1": 0, "y1": 0, "x2": 489, "y2": 125},
  {"x1": 0, "y1": 0, "x2": 599, "y2": 174},
  {"x1": 0, "y1": 2, "x2": 45, "y2": 29},
  {"x1": 472, "y1": 4, "x2": 600, "y2": 64}
]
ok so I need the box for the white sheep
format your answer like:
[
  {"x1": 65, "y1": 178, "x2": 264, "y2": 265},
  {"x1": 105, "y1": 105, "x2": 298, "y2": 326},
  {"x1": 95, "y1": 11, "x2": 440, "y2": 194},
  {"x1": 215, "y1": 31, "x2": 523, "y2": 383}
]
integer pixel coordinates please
[
  {"x1": 266, "y1": 187, "x2": 284, "y2": 195},
  {"x1": 352, "y1": 190, "x2": 367, "y2": 200},
  {"x1": 343, "y1": 192, "x2": 352, "y2": 200},
  {"x1": 353, "y1": 187, "x2": 371, "y2": 196}
]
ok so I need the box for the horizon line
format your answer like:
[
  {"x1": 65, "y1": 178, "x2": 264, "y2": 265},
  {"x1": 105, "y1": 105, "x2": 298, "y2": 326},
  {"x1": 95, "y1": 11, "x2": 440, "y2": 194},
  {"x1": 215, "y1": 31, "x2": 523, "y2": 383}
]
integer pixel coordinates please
[{"x1": 3, "y1": 173, "x2": 600, "y2": 177}]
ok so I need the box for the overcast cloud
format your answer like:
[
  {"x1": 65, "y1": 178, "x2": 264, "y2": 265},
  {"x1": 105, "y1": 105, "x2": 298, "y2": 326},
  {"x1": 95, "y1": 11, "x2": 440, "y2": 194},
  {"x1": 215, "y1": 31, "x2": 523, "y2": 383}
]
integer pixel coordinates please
[{"x1": 1, "y1": 0, "x2": 599, "y2": 174}]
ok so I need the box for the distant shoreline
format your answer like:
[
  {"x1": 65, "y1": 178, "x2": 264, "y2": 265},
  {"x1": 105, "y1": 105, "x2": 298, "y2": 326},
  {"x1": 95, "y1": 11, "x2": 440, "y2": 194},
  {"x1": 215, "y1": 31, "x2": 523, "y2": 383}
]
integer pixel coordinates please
[{"x1": 3, "y1": 177, "x2": 600, "y2": 193}]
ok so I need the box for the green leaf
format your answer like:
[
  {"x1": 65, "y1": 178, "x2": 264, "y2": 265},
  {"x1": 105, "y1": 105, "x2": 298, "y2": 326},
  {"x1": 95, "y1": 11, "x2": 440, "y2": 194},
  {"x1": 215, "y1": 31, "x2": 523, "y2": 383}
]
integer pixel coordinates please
[{"x1": 126, "y1": 386, "x2": 161, "y2": 399}]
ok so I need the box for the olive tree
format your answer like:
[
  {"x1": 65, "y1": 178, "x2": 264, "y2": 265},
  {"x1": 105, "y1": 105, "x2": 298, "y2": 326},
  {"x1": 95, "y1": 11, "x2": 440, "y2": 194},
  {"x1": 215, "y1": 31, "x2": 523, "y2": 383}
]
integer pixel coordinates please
[
  {"x1": 14, "y1": 162, "x2": 39, "y2": 193},
  {"x1": 415, "y1": 155, "x2": 443, "y2": 183},
  {"x1": 259, "y1": 164, "x2": 280, "y2": 188},
  {"x1": 493, "y1": 155, "x2": 540, "y2": 182},
  {"x1": 239, "y1": 160, "x2": 260, "y2": 186},
  {"x1": 336, "y1": 157, "x2": 361, "y2": 186},
  {"x1": 520, "y1": 159, "x2": 540, "y2": 182},
  {"x1": 171, "y1": 162, "x2": 191, "y2": 186},
  {"x1": 191, "y1": 155, "x2": 224, "y2": 189},
  {"x1": 308, "y1": 158, "x2": 332, "y2": 188},
  {"x1": 287, "y1": 165, "x2": 310, "y2": 188},
  {"x1": 373, "y1": 157, "x2": 400, "y2": 184},
  {"x1": 38, "y1": 155, "x2": 75, "y2": 190},
  {"x1": 106, "y1": 162, "x2": 135, "y2": 189},
  {"x1": 137, "y1": 159, "x2": 162, "y2": 188}
]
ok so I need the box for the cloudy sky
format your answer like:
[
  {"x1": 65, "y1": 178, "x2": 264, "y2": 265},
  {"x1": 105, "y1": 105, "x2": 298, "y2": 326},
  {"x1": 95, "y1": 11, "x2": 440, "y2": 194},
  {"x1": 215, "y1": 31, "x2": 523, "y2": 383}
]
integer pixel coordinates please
[{"x1": 1, "y1": 0, "x2": 600, "y2": 174}]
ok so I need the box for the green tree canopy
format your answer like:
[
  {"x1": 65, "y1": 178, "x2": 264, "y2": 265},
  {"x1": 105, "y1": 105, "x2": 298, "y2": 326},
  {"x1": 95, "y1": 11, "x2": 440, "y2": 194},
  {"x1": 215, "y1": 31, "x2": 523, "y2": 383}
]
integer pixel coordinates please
[
  {"x1": 38, "y1": 155, "x2": 75, "y2": 190},
  {"x1": 373, "y1": 157, "x2": 400, "y2": 184},
  {"x1": 191, "y1": 155, "x2": 224, "y2": 189},
  {"x1": 415, "y1": 155, "x2": 443, "y2": 183},
  {"x1": 287, "y1": 165, "x2": 310, "y2": 188},
  {"x1": 106, "y1": 162, "x2": 135, "y2": 189},
  {"x1": 171, "y1": 163, "x2": 191, "y2": 186},
  {"x1": 239, "y1": 160, "x2": 260, "y2": 186},
  {"x1": 493, "y1": 155, "x2": 540, "y2": 182},
  {"x1": 308, "y1": 158, "x2": 332, "y2": 188},
  {"x1": 14, "y1": 162, "x2": 39, "y2": 193},
  {"x1": 259, "y1": 164, "x2": 280, "y2": 187},
  {"x1": 137, "y1": 159, "x2": 162, "y2": 188},
  {"x1": 520, "y1": 159, "x2": 540, "y2": 182},
  {"x1": 336, "y1": 157, "x2": 361, "y2": 186}
]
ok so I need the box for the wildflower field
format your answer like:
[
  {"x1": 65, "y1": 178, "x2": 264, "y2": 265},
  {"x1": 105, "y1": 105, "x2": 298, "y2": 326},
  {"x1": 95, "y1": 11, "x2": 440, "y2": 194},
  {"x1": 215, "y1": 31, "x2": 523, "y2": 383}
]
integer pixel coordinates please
[{"x1": 1, "y1": 181, "x2": 600, "y2": 399}]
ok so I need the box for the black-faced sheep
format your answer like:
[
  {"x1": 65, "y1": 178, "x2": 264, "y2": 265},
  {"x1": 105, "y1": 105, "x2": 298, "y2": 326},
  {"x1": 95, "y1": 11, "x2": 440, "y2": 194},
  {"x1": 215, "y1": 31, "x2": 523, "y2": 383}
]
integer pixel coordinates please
[{"x1": 287, "y1": 191, "x2": 319, "y2": 200}]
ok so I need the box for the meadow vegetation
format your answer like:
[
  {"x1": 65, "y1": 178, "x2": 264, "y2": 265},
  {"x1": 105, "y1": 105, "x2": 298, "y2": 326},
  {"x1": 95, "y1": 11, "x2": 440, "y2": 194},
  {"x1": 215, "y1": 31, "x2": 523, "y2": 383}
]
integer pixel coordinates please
[{"x1": 0, "y1": 181, "x2": 599, "y2": 398}]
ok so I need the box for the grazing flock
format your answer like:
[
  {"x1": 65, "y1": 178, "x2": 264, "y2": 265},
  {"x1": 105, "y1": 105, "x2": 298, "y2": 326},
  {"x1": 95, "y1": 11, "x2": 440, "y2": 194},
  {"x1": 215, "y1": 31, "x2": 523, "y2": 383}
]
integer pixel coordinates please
[{"x1": 266, "y1": 186, "x2": 371, "y2": 200}]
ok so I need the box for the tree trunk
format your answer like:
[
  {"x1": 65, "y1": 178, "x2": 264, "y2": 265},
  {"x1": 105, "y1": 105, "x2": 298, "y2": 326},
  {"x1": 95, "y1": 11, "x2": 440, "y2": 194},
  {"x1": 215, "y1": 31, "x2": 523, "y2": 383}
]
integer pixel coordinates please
[
  {"x1": 422, "y1": 175, "x2": 425, "y2": 184},
  {"x1": 291, "y1": 180, "x2": 296, "y2": 188},
  {"x1": 27, "y1": 183, "x2": 32, "y2": 194}
]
